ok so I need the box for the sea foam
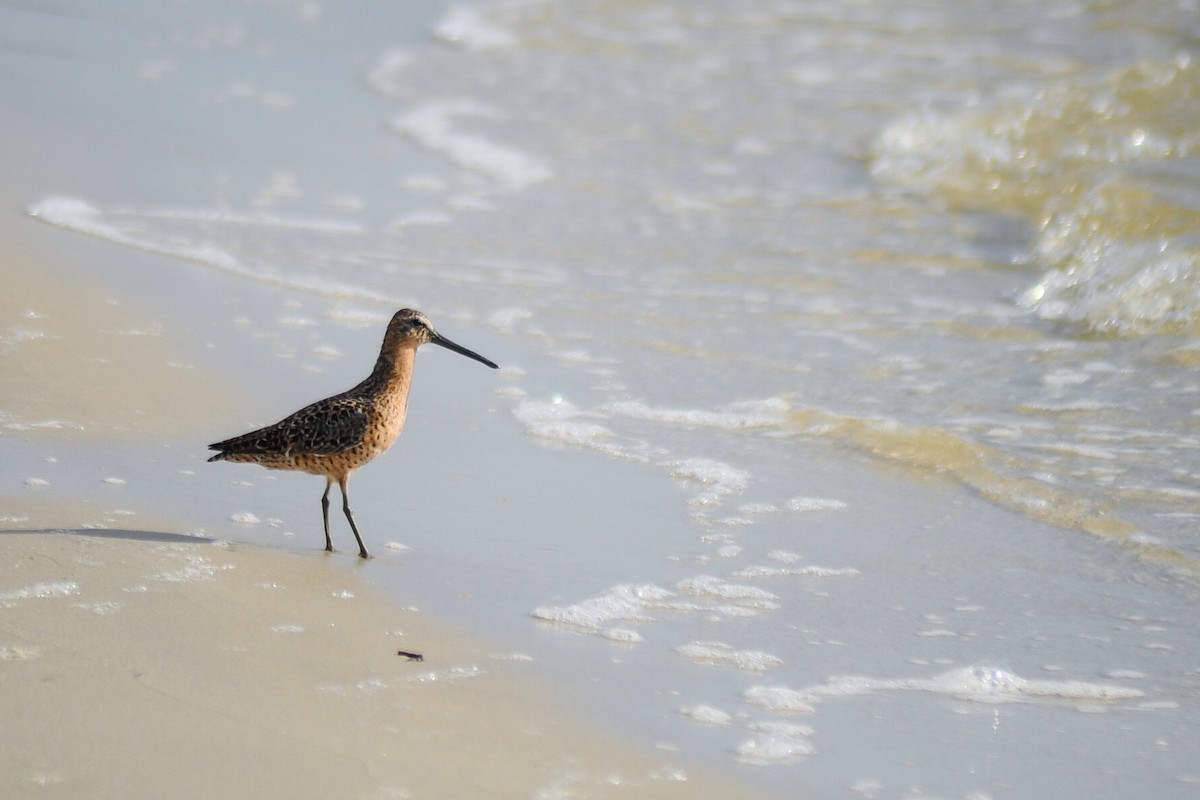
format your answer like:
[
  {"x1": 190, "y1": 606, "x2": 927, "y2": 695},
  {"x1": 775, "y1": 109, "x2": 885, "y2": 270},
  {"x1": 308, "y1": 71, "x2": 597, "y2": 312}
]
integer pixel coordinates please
[{"x1": 392, "y1": 100, "x2": 552, "y2": 190}]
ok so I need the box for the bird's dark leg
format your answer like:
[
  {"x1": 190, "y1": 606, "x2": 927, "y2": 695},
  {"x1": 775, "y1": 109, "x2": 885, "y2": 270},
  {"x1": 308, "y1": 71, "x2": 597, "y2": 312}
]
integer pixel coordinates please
[
  {"x1": 321, "y1": 479, "x2": 334, "y2": 553},
  {"x1": 339, "y1": 476, "x2": 370, "y2": 559}
]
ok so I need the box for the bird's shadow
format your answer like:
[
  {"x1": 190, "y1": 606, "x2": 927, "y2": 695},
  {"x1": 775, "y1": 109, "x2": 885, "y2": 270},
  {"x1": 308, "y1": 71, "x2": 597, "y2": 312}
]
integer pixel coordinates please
[{"x1": 0, "y1": 528, "x2": 215, "y2": 545}]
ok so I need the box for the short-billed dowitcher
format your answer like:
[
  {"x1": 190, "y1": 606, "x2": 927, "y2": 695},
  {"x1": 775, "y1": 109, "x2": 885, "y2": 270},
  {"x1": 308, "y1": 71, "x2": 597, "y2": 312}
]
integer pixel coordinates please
[{"x1": 207, "y1": 308, "x2": 498, "y2": 559}]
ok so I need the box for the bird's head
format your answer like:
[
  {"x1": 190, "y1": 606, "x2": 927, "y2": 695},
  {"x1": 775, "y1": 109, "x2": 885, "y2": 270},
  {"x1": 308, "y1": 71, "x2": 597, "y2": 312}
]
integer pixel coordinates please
[{"x1": 384, "y1": 308, "x2": 498, "y2": 369}]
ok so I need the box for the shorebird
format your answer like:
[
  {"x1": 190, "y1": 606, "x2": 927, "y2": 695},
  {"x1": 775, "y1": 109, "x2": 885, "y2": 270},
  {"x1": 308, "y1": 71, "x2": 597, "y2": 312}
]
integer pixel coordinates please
[{"x1": 207, "y1": 308, "x2": 498, "y2": 559}]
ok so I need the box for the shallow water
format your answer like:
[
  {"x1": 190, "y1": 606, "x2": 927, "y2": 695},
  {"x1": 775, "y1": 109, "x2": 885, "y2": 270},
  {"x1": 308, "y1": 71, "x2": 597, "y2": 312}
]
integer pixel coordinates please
[{"x1": 6, "y1": 0, "x2": 1200, "y2": 797}]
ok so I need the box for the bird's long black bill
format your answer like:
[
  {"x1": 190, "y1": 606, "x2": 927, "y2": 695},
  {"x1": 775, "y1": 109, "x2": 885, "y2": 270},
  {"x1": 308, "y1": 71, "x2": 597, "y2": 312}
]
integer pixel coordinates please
[{"x1": 432, "y1": 332, "x2": 499, "y2": 369}]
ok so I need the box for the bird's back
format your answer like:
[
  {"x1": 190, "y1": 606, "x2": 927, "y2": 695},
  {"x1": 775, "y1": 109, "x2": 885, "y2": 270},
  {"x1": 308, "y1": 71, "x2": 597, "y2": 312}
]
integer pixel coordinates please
[{"x1": 207, "y1": 391, "x2": 374, "y2": 476}]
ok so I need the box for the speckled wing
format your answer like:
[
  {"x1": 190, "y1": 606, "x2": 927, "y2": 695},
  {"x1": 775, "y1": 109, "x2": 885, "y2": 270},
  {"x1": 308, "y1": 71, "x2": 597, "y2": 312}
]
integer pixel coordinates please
[{"x1": 208, "y1": 396, "x2": 370, "y2": 460}]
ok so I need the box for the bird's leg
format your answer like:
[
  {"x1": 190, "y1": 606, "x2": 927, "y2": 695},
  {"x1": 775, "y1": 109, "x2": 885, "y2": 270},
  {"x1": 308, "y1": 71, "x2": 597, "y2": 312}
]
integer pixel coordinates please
[
  {"x1": 339, "y1": 476, "x2": 370, "y2": 559},
  {"x1": 321, "y1": 479, "x2": 334, "y2": 553}
]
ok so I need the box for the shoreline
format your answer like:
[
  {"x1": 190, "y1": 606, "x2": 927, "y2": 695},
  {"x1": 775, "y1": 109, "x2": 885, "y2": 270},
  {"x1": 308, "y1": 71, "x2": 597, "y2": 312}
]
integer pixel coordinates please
[{"x1": 0, "y1": 215, "x2": 778, "y2": 799}]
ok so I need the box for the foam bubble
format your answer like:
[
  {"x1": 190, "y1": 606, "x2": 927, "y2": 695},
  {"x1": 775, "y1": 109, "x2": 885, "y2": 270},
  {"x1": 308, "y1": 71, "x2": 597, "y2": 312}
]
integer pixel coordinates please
[
  {"x1": 668, "y1": 459, "x2": 751, "y2": 506},
  {"x1": 680, "y1": 705, "x2": 733, "y2": 725},
  {"x1": 0, "y1": 580, "x2": 79, "y2": 605},
  {"x1": 131, "y1": 207, "x2": 364, "y2": 234},
  {"x1": 675, "y1": 575, "x2": 777, "y2": 606},
  {"x1": 735, "y1": 721, "x2": 815, "y2": 765},
  {"x1": 531, "y1": 584, "x2": 675, "y2": 631},
  {"x1": 913, "y1": 666, "x2": 1145, "y2": 703},
  {"x1": 148, "y1": 556, "x2": 222, "y2": 583},
  {"x1": 413, "y1": 665, "x2": 485, "y2": 682},
  {"x1": 742, "y1": 685, "x2": 819, "y2": 715},
  {"x1": 433, "y1": 5, "x2": 516, "y2": 50},
  {"x1": 675, "y1": 642, "x2": 782, "y2": 672},
  {"x1": 392, "y1": 100, "x2": 552, "y2": 189},
  {"x1": 785, "y1": 497, "x2": 848, "y2": 512},
  {"x1": 737, "y1": 502, "x2": 779, "y2": 514},
  {"x1": 512, "y1": 398, "x2": 651, "y2": 461},
  {"x1": 732, "y1": 564, "x2": 860, "y2": 579},
  {"x1": 745, "y1": 665, "x2": 1144, "y2": 717},
  {"x1": 603, "y1": 398, "x2": 791, "y2": 430},
  {"x1": 27, "y1": 197, "x2": 397, "y2": 305}
]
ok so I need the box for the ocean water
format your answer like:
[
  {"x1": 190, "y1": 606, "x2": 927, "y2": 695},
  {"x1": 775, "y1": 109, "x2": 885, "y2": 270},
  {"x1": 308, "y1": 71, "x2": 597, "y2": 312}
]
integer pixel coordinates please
[{"x1": 7, "y1": 0, "x2": 1200, "y2": 797}]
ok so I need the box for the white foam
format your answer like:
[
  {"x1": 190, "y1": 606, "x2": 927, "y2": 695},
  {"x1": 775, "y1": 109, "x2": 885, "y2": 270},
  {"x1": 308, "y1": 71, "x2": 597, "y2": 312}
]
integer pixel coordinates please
[
  {"x1": 531, "y1": 584, "x2": 675, "y2": 632},
  {"x1": 785, "y1": 496, "x2": 848, "y2": 512},
  {"x1": 680, "y1": 705, "x2": 733, "y2": 725},
  {"x1": 433, "y1": 5, "x2": 516, "y2": 50},
  {"x1": 230, "y1": 512, "x2": 260, "y2": 525},
  {"x1": 603, "y1": 398, "x2": 791, "y2": 430},
  {"x1": 148, "y1": 555, "x2": 223, "y2": 583},
  {"x1": 675, "y1": 642, "x2": 783, "y2": 672},
  {"x1": 737, "y1": 503, "x2": 779, "y2": 516},
  {"x1": 412, "y1": 665, "x2": 485, "y2": 682},
  {"x1": 0, "y1": 580, "x2": 79, "y2": 605},
  {"x1": 512, "y1": 399, "x2": 619, "y2": 450},
  {"x1": 602, "y1": 627, "x2": 644, "y2": 644},
  {"x1": 735, "y1": 721, "x2": 816, "y2": 765},
  {"x1": 27, "y1": 197, "x2": 398, "y2": 305},
  {"x1": 392, "y1": 100, "x2": 552, "y2": 189},
  {"x1": 912, "y1": 666, "x2": 1145, "y2": 703},
  {"x1": 127, "y1": 207, "x2": 364, "y2": 234},
  {"x1": 745, "y1": 665, "x2": 1144, "y2": 717},
  {"x1": 668, "y1": 458, "x2": 751, "y2": 507},
  {"x1": 514, "y1": 398, "x2": 753, "y2": 508},
  {"x1": 270, "y1": 624, "x2": 305, "y2": 633},
  {"x1": 742, "y1": 685, "x2": 819, "y2": 714},
  {"x1": 675, "y1": 575, "x2": 777, "y2": 607},
  {"x1": 732, "y1": 564, "x2": 859, "y2": 579}
]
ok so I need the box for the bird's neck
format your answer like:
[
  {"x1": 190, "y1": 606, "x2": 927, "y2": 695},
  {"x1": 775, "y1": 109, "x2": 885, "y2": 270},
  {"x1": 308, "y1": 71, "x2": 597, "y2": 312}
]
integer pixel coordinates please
[{"x1": 364, "y1": 348, "x2": 416, "y2": 405}]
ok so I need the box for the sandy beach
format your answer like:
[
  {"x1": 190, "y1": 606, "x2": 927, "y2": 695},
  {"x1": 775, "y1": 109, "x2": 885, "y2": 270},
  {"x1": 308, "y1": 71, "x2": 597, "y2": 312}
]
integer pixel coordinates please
[
  {"x1": 0, "y1": 528, "x2": 769, "y2": 800},
  {"x1": 5, "y1": 2, "x2": 1200, "y2": 797}
]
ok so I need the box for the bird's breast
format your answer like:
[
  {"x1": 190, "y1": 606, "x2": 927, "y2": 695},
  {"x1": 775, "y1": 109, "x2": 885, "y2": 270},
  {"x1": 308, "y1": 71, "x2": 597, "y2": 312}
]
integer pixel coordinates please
[{"x1": 366, "y1": 394, "x2": 408, "y2": 454}]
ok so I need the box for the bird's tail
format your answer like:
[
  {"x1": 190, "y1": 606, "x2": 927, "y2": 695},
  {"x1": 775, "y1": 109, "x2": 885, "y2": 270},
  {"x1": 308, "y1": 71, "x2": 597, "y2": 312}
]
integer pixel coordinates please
[{"x1": 207, "y1": 438, "x2": 240, "y2": 462}]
